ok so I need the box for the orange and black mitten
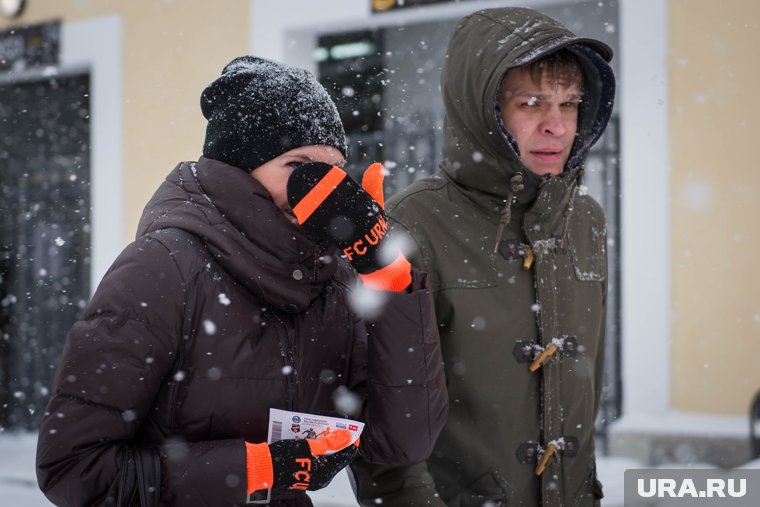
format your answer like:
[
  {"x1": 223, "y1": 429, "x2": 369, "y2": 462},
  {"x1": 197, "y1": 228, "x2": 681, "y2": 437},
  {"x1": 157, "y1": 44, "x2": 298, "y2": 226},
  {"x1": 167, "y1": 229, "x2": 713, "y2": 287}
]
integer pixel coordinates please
[
  {"x1": 287, "y1": 162, "x2": 411, "y2": 292},
  {"x1": 245, "y1": 429, "x2": 359, "y2": 493}
]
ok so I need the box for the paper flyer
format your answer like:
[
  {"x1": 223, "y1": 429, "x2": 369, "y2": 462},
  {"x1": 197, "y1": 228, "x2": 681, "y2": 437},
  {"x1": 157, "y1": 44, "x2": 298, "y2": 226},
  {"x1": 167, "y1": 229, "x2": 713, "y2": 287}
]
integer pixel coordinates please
[{"x1": 267, "y1": 408, "x2": 364, "y2": 452}]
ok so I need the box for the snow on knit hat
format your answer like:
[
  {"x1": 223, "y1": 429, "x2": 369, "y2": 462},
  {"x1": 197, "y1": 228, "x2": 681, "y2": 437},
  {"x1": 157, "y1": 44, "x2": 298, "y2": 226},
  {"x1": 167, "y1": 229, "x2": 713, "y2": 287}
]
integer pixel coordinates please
[{"x1": 201, "y1": 56, "x2": 347, "y2": 172}]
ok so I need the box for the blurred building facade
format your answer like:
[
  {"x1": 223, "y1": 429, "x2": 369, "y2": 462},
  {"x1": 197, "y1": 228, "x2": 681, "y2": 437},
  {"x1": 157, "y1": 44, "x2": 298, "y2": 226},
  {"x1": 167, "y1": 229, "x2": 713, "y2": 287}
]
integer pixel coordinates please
[{"x1": 0, "y1": 0, "x2": 758, "y2": 468}]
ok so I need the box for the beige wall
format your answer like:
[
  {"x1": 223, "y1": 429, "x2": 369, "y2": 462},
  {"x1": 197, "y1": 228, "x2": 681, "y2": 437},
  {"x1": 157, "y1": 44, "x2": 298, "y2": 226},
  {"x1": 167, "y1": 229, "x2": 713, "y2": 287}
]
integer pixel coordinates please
[
  {"x1": 0, "y1": 0, "x2": 250, "y2": 241},
  {"x1": 670, "y1": 0, "x2": 760, "y2": 414}
]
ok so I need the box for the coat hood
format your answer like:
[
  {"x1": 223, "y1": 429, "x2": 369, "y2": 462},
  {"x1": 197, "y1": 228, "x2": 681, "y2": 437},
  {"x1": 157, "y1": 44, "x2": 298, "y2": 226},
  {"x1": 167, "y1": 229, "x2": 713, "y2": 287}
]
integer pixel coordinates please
[
  {"x1": 439, "y1": 7, "x2": 616, "y2": 208},
  {"x1": 136, "y1": 157, "x2": 338, "y2": 312}
]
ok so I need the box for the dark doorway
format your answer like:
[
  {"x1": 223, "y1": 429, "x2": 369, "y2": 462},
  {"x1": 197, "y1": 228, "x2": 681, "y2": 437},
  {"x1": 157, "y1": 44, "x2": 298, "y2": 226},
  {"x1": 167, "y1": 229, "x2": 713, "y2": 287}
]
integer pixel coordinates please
[{"x1": 0, "y1": 72, "x2": 91, "y2": 430}]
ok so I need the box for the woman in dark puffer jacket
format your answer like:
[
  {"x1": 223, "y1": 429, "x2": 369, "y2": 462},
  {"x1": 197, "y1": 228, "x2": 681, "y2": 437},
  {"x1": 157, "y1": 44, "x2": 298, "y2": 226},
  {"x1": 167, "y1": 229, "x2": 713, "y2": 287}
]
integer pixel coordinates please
[{"x1": 36, "y1": 56, "x2": 448, "y2": 507}]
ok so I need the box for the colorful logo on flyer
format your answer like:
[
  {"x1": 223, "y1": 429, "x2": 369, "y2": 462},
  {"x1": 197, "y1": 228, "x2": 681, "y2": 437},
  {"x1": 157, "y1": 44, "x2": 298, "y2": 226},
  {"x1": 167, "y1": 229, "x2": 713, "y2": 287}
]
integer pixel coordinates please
[
  {"x1": 349, "y1": 424, "x2": 359, "y2": 431},
  {"x1": 336, "y1": 422, "x2": 347, "y2": 429},
  {"x1": 292, "y1": 416, "x2": 301, "y2": 423}
]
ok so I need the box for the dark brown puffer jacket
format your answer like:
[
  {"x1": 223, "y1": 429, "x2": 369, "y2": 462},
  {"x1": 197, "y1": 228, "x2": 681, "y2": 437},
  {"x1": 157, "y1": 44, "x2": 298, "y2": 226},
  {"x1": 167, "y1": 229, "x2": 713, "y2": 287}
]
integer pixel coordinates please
[{"x1": 36, "y1": 157, "x2": 448, "y2": 506}]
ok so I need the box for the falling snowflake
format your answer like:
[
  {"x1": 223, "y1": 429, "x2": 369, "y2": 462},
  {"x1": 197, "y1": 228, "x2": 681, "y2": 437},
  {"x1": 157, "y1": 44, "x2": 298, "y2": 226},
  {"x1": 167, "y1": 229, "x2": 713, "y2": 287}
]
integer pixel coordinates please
[
  {"x1": 332, "y1": 386, "x2": 361, "y2": 417},
  {"x1": 203, "y1": 319, "x2": 217, "y2": 335}
]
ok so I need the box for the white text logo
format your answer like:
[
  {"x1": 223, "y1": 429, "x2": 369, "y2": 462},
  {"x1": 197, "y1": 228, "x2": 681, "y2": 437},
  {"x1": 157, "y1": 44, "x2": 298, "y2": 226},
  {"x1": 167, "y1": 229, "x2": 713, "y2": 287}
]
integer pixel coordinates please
[{"x1": 637, "y1": 478, "x2": 747, "y2": 499}]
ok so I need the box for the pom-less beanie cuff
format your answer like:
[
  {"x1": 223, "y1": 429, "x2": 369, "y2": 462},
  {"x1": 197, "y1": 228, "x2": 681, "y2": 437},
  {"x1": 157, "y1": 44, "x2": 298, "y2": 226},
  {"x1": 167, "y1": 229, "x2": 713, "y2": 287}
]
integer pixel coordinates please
[{"x1": 201, "y1": 56, "x2": 347, "y2": 172}]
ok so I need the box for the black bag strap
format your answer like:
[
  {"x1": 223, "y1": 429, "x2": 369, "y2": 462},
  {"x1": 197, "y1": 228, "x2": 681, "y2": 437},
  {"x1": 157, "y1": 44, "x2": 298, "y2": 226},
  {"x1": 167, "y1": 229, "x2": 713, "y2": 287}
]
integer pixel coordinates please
[
  {"x1": 112, "y1": 447, "x2": 162, "y2": 507},
  {"x1": 112, "y1": 228, "x2": 201, "y2": 505},
  {"x1": 115, "y1": 447, "x2": 138, "y2": 507},
  {"x1": 135, "y1": 447, "x2": 162, "y2": 507}
]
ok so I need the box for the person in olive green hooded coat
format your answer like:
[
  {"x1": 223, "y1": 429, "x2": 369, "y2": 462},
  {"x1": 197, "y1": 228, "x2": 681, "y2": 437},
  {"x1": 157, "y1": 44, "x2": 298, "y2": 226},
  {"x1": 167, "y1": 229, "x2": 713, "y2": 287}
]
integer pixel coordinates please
[{"x1": 350, "y1": 7, "x2": 616, "y2": 507}]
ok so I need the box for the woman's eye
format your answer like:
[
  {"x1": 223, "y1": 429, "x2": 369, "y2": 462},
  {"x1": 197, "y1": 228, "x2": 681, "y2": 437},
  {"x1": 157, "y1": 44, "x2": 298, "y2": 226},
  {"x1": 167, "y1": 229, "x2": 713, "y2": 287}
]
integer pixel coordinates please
[{"x1": 287, "y1": 161, "x2": 304, "y2": 169}]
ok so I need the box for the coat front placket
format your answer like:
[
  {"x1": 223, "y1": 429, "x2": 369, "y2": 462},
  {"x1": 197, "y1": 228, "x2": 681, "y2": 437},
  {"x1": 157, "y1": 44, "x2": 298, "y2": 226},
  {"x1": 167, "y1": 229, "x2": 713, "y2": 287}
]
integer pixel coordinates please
[{"x1": 524, "y1": 174, "x2": 579, "y2": 507}]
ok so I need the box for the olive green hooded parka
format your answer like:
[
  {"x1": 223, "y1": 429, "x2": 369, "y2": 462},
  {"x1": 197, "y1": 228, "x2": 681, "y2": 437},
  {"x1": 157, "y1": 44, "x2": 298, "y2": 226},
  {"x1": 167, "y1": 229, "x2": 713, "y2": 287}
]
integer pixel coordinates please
[{"x1": 352, "y1": 7, "x2": 615, "y2": 507}]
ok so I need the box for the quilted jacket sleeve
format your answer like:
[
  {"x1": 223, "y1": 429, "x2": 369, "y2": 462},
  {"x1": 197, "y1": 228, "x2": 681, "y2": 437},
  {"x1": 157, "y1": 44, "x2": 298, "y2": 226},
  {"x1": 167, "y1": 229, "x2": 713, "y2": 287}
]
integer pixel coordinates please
[
  {"x1": 354, "y1": 268, "x2": 448, "y2": 465},
  {"x1": 35, "y1": 234, "x2": 245, "y2": 506}
]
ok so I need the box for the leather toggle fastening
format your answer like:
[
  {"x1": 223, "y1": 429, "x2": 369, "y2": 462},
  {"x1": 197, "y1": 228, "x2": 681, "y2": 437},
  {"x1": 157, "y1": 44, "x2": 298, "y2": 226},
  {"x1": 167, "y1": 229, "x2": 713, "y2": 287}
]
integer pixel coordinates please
[
  {"x1": 534, "y1": 437, "x2": 581, "y2": 475},
  {"x1": 496, "y1": 239, "x2": 530, "y2": 261},
  {"x1": 495, "y1": 239, "x2": 535, "y2": 269},
  {"x1": 516, "y1": 437, "x2": 580, "y2": 474},
  {"x1": 512, "y1": 337, "x2": 579, "y2": 367},
  {"x1": 529, "y1": 344, "x2": 558, "y2": 372},
  {"x1": 561, "y1": 336, "x2": 579, "y2": 357},
  {"x1": 561, "y1": 436, "x2": 579, "y2": 458},
  {"x1": 512, "y1": 341, "x2": 536, "y2": 363},
  {"x1": 522, "y1": 249, "x2": 535, "y2": 270},
  {"x1": 534, "y1": 442, "x2": 557, "y2": 476},
  {"x1": 515, "y1": 442, "x2": 540, "y2": 464}
]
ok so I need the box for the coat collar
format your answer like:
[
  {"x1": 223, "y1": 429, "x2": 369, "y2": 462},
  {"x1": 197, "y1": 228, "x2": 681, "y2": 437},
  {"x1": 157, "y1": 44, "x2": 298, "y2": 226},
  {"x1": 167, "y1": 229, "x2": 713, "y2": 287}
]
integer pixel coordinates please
[{"x1": 137, "y1": 157, "x2": 338, "y2": 313}]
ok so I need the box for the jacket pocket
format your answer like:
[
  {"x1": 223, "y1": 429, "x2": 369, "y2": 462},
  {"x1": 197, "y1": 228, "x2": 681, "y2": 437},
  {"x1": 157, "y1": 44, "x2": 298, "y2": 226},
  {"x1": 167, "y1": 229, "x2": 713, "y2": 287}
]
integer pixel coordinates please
[
  {"x1": 571, "y1": 459, "x2": 604, "y2": 507},
  {"x1": 568, "y1": 203, "x2": 607, "y2": 282},
  {"x1": 452, "y1": 469, "x2": 513, "y2": 507},
  {"x1": 590, "y1": 460, "x2": 604, "y2": 500}
]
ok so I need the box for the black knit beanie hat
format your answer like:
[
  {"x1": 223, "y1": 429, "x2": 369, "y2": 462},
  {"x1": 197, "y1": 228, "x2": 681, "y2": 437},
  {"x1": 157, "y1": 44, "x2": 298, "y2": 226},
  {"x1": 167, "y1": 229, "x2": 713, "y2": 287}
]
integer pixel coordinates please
[{"x1": 201, "y1": 56, "x2": 347, "y2": 172}]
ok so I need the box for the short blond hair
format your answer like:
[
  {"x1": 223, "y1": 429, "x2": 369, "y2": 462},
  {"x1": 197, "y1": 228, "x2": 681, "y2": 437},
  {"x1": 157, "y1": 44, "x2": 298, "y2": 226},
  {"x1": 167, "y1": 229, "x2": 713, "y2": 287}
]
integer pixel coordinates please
[{"x1": 518, "y1": 49, "x2": 583, "y2": 90}]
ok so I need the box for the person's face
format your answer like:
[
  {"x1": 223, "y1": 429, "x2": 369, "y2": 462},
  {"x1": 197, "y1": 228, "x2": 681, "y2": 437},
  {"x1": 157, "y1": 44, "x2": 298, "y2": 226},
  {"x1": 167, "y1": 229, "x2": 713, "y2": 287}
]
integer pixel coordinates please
[
  {"x1": 250, "y1": 145, "x2": 345, "y2": 222},
  {"x1": 498, "y1": 68, "x2": 582, "y2": 176}
]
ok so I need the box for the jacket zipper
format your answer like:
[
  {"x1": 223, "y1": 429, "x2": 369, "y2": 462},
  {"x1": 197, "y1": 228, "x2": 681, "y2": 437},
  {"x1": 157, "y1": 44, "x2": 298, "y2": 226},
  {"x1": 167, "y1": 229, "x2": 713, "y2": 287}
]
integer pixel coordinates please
[
  {"x1": 167, "y1": 336, "x2": 186, "y2": 432},
  {"x1": 273, "y1": 313, "x2": 298, "y2": 411}
]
